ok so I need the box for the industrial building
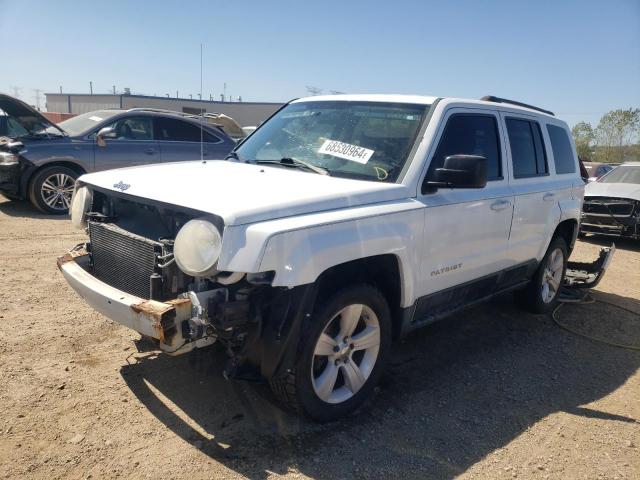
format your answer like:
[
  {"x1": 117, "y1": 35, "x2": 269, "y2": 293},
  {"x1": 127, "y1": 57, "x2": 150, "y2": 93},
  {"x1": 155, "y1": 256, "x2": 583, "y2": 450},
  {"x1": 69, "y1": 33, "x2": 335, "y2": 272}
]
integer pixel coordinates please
[{"x1": 44, "y1": 93, "x2": 283, "y2": 127}]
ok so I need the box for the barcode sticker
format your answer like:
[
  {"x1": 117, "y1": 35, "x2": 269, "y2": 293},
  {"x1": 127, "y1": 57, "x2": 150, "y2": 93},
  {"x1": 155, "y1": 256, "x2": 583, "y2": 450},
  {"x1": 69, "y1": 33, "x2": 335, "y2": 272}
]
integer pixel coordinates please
[{"x1": 318, "y1": 140, "x2": 375, "y2": 164}]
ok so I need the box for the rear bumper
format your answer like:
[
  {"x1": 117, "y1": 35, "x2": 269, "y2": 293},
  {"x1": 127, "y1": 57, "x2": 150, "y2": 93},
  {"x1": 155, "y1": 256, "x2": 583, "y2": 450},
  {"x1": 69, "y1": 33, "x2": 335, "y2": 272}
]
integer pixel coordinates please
[{"x1": 57, "y1": 246, "x2": 193, "y2": 353}]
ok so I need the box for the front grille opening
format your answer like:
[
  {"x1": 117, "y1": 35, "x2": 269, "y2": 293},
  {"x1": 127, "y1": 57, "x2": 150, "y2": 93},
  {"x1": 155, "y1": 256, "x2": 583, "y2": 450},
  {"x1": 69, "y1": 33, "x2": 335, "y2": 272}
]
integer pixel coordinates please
[{"x1": 89, "y1": 221, "x2": 161, "y2": 299}]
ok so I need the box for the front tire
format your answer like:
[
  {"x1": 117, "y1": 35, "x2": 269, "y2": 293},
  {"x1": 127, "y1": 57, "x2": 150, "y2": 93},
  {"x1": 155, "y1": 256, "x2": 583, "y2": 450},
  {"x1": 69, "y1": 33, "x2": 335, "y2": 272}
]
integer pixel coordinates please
[
  {"x1": 28, "y1": 165, "x2": 78, "y2": 215},
  {"x1": 271, "y1": 284, "x2": 391, "y2": 422},
  {"x1": 516, "y1": 236, "x2": 568, "y2": 314}
]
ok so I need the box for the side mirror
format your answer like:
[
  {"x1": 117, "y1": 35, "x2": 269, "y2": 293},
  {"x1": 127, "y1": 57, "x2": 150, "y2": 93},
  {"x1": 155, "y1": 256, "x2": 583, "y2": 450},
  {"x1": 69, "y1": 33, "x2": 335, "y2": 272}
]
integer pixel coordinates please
[
  {"x1": 426, "y1": 154, "x2": 488, "y2": 190},
  {"x1": 96, "y1": 127, "x2": 116, "y2": 147}
]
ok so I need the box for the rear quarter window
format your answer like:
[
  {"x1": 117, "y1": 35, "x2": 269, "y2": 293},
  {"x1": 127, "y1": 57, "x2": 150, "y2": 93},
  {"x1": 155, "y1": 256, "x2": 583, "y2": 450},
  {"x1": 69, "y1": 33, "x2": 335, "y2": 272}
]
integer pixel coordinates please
[{"x1": 547, "y1": 124, "x2": 576, "y2": 174}]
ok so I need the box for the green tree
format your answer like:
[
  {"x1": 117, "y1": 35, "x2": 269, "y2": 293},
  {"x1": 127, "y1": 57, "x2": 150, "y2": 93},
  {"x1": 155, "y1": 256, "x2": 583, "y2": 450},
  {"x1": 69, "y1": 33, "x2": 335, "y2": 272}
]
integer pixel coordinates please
[
  {"x1": 571, "y1": 121, "x2": 595, "y2": 161},
  {"x1": 593, "y1": 108, "x2": 640, "y2": 163}
]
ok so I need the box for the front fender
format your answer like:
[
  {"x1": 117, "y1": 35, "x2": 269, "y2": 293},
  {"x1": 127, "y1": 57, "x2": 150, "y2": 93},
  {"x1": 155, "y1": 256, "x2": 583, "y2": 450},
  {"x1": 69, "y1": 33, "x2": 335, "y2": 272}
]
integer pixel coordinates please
[{"x1": 258, "y1": 208, "x2": 424, "y2": 308}]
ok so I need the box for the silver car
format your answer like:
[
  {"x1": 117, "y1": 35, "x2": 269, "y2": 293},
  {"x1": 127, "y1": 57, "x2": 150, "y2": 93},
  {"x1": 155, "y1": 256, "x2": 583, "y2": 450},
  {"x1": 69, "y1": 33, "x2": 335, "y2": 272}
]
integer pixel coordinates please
[{"x1": 0, "y1": 94, "x2": 235, "y2": 214}]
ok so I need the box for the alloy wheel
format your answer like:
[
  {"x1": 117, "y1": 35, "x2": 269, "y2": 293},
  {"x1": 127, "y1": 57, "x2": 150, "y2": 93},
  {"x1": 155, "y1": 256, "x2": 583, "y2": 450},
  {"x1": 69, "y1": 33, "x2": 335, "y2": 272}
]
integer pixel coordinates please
[
  {"x1": 40, "y1": 173, "x2": 75, "y2": 212},
  {"x1": 311, "y1": 303, "x2": 380, "y2": 404},
  {"x1": 541, "y1": 247, "x2": 564, "y2": 303}
]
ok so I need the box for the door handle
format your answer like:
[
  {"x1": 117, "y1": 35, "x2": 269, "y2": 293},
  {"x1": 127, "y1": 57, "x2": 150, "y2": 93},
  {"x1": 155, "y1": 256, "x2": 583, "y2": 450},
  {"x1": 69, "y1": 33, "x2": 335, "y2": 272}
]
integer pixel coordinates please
[
  {"x1": 490, "y1": 199, "x2": 511, "y2": 211},
  {"x1": 543, "y1": 192, "x2": 555, "y2": 202},
  {"x1": 144, "y1": 148, "x2": 156, "y2": 155}
]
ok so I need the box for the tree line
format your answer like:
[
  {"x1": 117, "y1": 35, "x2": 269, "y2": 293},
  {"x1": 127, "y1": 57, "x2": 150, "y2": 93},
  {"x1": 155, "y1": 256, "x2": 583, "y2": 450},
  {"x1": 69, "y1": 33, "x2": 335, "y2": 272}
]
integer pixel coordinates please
[{"x1": 572, "y1": 108, "x2": 640, "y2": 163}]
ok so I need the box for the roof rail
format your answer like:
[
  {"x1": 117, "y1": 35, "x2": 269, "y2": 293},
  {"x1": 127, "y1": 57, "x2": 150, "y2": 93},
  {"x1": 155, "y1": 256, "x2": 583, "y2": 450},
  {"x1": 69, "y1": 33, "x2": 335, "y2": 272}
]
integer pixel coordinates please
[
  {"x1": 480, "y1": 96, "x2": 554, "y2": 116},
  {"x1": 126, "y1": 107, "x2": 196, "y2": 117}
]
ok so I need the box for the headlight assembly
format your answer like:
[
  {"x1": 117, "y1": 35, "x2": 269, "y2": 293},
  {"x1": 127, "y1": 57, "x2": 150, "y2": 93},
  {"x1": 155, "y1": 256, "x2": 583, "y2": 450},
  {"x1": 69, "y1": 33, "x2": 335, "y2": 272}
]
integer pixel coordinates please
[
  {"x1": 0, "y1": 152, "x2": 19, "y2": 166},
  {"x1": 174, "y1": 219, "x2": 222, "y2": 277},
  {"x1": 70, "y1": 185, "x2": 92, "y2": 230}
]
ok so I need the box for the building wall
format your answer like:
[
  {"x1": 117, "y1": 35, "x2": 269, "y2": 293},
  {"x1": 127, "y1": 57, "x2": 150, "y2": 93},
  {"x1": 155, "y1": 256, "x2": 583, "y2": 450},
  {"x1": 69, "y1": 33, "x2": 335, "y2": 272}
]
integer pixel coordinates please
[{"x1": 45, "y1": 94, "x2": 283, "y2": 126}]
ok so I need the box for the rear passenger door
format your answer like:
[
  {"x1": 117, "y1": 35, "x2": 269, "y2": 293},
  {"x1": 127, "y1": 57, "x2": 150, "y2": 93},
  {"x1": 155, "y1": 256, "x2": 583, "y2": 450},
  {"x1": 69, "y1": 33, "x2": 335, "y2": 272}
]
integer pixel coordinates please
[
  {"x1": 502, "y1": 114, "x2": 560, "y2": 264},
  {"x1": 417, "y1": 108, "x2": 514, "y2": 299},
  {"x1": 155, "y1": 117, "x2": 228, "y2": 162}
]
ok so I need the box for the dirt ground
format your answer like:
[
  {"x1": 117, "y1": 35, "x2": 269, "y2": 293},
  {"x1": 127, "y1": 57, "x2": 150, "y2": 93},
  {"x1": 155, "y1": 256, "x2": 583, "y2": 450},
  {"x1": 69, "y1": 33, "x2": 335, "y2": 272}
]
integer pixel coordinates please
[{"x1": 0, "y1": 194, "x2": 639, "y2": 480}]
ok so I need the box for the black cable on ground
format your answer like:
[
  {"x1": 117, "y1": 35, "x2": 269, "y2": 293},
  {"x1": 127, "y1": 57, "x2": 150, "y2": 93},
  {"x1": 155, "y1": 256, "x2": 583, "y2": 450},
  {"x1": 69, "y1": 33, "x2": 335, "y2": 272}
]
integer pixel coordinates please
[{"x1": 552, "y1": 290, "x2": 640, "y2": 351}]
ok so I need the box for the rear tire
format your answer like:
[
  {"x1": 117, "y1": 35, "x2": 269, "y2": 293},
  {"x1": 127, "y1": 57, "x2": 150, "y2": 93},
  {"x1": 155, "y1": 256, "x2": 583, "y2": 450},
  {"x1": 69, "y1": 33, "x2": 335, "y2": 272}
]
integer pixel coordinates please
[
  {"x1": 516, "y1": 236, "x2": 567, "y2": 314},
  {"x1": 28, "y1": 165, "x2": 79, "y2": 215},
  {"x1": 270, "y1": 284, "x2": 391, "y2": 422}
]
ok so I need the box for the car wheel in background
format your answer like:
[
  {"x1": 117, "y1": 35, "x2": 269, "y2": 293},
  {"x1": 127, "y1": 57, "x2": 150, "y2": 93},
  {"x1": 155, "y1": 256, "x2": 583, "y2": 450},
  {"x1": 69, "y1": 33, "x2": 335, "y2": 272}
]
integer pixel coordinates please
[
  {"x1": 270, "y1": 284, "x2": 391, "y2": 422},
  {"x1": 28, "y1": 165, "x2": 78, "y2": 215}
]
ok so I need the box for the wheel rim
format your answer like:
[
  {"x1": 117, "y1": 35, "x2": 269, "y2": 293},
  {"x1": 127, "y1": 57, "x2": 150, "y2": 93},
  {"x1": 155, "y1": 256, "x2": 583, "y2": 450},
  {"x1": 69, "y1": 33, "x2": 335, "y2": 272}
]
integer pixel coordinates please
[
  {"x1": 311, "y1": 303, "x2": 380, "y2": 404},
  {"x1": 541, "y1": 247, "x2": 564, "y2": 303},
  {"x1": 40, "y1": 173, "x2": 75, "y2": 211}
]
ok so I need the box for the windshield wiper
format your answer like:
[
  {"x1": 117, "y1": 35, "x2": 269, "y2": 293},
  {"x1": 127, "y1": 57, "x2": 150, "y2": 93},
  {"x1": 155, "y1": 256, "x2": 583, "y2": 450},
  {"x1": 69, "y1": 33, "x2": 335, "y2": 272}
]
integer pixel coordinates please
[{"x1": 256, "y1": 157, "x2": 329, "y2": 176}]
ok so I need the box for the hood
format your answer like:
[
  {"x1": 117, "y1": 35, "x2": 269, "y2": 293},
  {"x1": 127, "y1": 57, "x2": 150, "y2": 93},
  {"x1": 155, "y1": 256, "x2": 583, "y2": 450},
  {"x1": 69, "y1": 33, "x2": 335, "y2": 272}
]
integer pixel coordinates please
[
  {"x1": 585, "y1": 181, "x2": 640, "y2": 201},
  {"x1": 79, "y1": 160, "x2": 410, "y2": 226},
  {"x1": 0, "y1": 94, "x2": 65, "y2": 136}
]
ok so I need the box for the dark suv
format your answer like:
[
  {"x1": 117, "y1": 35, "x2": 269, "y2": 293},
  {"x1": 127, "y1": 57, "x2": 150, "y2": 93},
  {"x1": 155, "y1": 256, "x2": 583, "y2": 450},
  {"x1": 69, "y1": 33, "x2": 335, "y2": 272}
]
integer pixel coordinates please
[{"x1": 0, "y1": 94, "x2": 235, "y2": 214}]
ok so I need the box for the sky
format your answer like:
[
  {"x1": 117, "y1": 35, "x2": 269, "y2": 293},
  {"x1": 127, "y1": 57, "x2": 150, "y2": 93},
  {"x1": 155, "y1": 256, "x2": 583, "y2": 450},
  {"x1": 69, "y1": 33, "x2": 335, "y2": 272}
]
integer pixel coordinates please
[{"x1": 1, "y1": 0, "x2": 638, "y2": 128}]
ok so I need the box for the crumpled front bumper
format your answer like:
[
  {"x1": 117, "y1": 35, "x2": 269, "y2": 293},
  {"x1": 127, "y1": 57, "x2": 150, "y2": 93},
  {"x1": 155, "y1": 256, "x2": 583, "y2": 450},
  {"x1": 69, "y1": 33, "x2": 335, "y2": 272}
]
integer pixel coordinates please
[{"x1": 57, "y1": 245, "x2": 193, "y2": 354}]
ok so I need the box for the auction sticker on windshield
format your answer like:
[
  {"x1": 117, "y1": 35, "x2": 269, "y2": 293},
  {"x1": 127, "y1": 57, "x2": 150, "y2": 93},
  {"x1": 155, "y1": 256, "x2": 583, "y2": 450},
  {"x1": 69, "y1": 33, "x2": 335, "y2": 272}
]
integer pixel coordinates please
[{"x1": 318, "y1": 140, "x2": 374, "y2": 164}]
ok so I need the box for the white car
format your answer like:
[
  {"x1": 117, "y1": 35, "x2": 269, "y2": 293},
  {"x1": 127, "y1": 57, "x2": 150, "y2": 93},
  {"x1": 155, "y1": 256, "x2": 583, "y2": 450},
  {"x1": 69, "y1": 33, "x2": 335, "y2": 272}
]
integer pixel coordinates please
[
  {"x1": 581, "y1": 162, "x2": 640, "y2": 239},
  {"x1": 58, "y1": 94, "x2": 583, "y2": 421}
]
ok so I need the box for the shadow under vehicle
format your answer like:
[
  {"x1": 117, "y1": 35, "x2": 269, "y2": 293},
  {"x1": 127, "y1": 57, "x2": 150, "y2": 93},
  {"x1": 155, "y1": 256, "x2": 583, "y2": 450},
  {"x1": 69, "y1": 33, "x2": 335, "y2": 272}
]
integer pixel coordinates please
[{"x1": 121, "y1": 292, "x2": 640, "y2": 479}]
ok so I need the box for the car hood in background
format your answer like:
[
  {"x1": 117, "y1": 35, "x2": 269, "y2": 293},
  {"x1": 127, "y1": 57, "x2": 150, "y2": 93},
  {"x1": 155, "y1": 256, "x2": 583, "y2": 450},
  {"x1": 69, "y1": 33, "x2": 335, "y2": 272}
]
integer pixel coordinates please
[
  {"x1": 0, "y1": 93, "x2": 65, "y2": 136},
  {"x1": 585, "y1": 181, "x2": 640, "y2": 201},
  {"x1": 79, "y1": 160, "x2": 410, "y2": 226}
]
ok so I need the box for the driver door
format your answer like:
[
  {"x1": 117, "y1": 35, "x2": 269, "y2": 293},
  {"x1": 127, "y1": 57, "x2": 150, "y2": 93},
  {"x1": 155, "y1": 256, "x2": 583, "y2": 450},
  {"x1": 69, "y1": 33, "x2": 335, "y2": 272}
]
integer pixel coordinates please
[
  {"x1": 93, "y1": 115, "x2": 160, "y2": 171},
  {"x1": 416, "y1": 108, "x2": 515, "y2": 313}
]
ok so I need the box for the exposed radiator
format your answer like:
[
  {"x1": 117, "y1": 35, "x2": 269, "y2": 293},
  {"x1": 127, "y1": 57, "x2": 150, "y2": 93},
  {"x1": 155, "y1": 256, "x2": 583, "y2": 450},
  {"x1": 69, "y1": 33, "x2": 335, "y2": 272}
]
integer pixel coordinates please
[{"x1": 88, "y1": 221, "x2": 161, "y2": 299}]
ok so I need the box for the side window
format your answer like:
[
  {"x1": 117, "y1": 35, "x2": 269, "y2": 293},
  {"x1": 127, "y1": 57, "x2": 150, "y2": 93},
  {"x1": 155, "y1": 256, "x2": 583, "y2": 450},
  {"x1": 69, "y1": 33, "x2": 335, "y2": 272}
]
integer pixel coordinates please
[
  {"x1": 108, "y1": 116, "x2": 153, "y2": 140},
  {"x1": 156, "y1": 117, "x2": 219, "y2": 143},
  {"x1": 547, "y1": 124, "x2": 575, "y2": 174},
  {"x1": 428, "y1": 114, "x2": 502, "y2": 181},
  {"x1": 506, "y1": 118, "x2": 548, "y2": 178}
]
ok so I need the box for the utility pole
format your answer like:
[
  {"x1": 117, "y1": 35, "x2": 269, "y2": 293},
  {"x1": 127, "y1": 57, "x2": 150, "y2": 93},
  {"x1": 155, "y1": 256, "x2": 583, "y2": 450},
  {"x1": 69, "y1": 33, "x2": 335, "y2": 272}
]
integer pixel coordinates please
[
  {"x1": 10, "y1": 86, "x2": 21, "y2": 98},
  {"x1": 189, "y1": 94, "x2": 193, "y2": 99},
  {"x1": 223, "y1": 83, "x2": 226, "y2": 102},
  {"x1": 89, "y1": 81, "x2": 93, "y2": 94},
  {"x1": 209, "y1": 94, "x2": 212, "y2": 101},
  {"x1": 112, "y1": 85, "x2": 116, "y2": 94},
  {"x1": 166, "y1": 93, "x2": 170, "y2": 97},
  {"x1": 176, "y1": 90, "x2": 179, "y2": 98},
  {"x1": 33, "y1": 89, "x2": 42, "y2": 110},
  {"x1": 59, "y1": 86, "x2": 63, "y2": 94}
]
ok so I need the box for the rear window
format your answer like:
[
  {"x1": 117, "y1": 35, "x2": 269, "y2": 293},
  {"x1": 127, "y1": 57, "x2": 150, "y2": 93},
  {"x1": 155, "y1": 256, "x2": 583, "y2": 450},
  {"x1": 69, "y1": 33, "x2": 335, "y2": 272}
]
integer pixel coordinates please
[
  {"x1": 506, "y1": 118, "x2": 548, "y2": 178},
  {"x1": 547, "y1": 124, "x2": 575, "y2": 174}
]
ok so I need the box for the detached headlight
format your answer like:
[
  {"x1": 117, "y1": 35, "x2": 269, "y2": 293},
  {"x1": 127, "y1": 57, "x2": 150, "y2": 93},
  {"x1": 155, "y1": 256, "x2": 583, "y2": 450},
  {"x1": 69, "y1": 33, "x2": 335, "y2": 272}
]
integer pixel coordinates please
[
  {"x1": 70, "y1": 185, "x2": 92, "y2": 230},
  {"x1": 174, "y1": 219, "x2": 222, "y2": 277}
]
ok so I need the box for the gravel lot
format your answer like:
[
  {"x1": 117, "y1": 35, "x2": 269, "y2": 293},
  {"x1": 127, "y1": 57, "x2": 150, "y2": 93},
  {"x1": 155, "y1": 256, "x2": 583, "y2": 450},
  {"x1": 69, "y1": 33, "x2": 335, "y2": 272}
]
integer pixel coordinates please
[{"x1": 0, "y1": 194, "x2": 639, "y2": 480}]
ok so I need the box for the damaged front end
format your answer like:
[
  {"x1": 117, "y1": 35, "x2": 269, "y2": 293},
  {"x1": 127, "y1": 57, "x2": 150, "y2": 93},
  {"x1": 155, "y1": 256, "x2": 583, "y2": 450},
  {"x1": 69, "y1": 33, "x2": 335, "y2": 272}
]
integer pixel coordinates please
[
  {"x1": 58, "y1": 188, "x2": 314, "y2": 380},
  {"x1": 581, "y1": 196, "x2": 640, "y2": 239},
  {"x1": 0, "y1": 139, "x2": 27, "y2": 198}
]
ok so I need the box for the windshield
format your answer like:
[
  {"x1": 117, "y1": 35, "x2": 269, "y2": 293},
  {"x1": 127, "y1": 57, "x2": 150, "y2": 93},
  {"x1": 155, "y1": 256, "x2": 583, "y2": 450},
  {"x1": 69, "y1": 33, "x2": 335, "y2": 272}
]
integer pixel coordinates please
[
  {"x1": 53, "y1": 110, "x2": 121, "y2": 136},
  {"x1": 599, "y1": 165, "x2": 640, "y2": 184},
  {"x1": 235, "y1": 101, "x2": 429, "y2": 182}
]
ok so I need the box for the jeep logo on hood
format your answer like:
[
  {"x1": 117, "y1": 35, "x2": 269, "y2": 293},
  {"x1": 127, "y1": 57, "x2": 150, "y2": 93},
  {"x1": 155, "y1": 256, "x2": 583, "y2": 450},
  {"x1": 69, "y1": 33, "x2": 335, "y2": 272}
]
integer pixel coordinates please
[{"x1": 113, "y1": 181, "x2": 130, "y2": 191}]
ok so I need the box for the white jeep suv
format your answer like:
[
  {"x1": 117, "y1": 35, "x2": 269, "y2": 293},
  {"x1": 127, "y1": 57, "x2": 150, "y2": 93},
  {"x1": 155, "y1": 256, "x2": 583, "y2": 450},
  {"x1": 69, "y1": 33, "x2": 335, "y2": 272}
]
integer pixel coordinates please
[{"x1": 59, "y1": 94, "x2": 583, "y2": 421}]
